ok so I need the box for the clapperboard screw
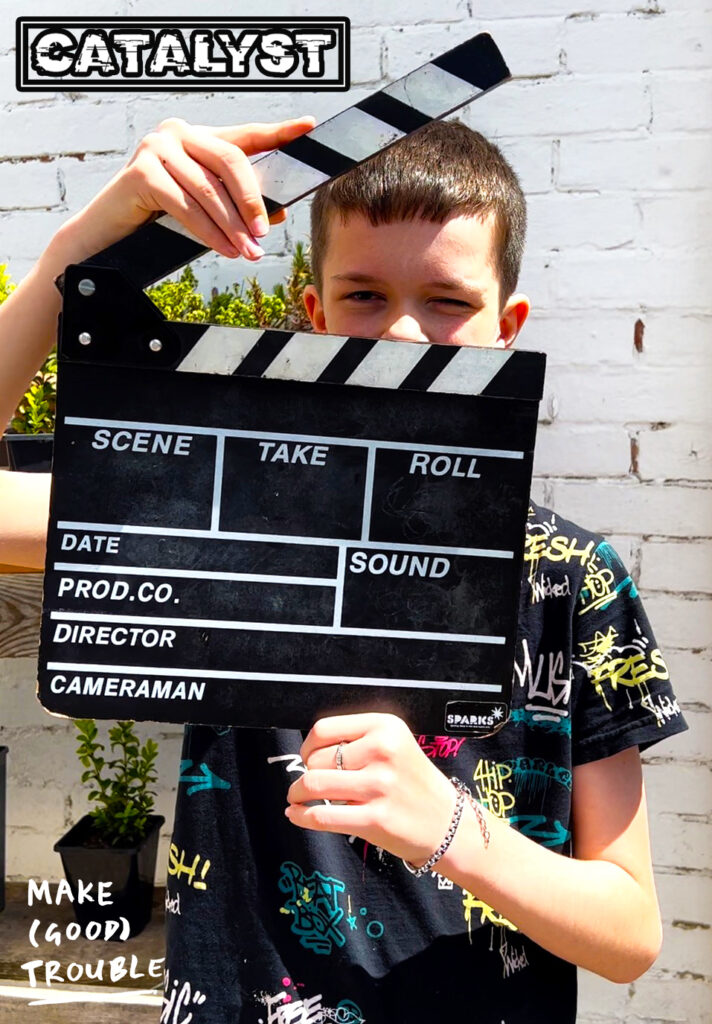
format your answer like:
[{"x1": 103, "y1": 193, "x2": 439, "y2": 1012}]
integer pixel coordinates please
[
  {"x1": 78, "y1": 332, "x2": 92, "y2": 346},
  {"x1": 148, "y1": 339, "x2": 163, "y2": 353},
  {"x1": 77, "y1": 278, "x2": 96, "y2": 297}
]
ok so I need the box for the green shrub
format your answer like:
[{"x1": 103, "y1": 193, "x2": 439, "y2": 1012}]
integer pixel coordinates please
[
  {"x1": 6, "y1": 245, "x2": 314, "y2": 434},
  {"x1": 74, "y1": 719, "x2": 159, "y2": 847},
  {"x1": 0, "y1": 263, "x2": 15, "y2": 304}
]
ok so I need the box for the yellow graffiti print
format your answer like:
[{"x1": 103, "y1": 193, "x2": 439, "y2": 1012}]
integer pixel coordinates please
[
  {"x1": 167, "y1": 843, "x2": 211, "y2": 891},
  {"x1": 462, "y1": 890, "x2": 517, "y2": 940},
  {"x1": 578, "y1": 562, "x2": 616, "y2": 615},
  {"x1": 576, "y1": 628, "x2": 670, "y2": 712},
  {"x1": 578, "y1": 626, "x2": 619, "y2": 667},
  {"x1": 588, "y1": 649, "x2": 669, "y2": 710},
  {"x1": 524, "y1": 532, "x2": 596, "y2": 583},
  {"x1": 472, "y1": 759, "x2": 516, "y2": 819}
]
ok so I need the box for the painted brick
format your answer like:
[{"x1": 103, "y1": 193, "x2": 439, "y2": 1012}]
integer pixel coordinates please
[
  {"x1": 0, "y1": 657, "x2": 59, "y2": 729},
  {"x1": 332, "y1": 0, "x2": 469, "y2": 28},
  {"x1": 0, "y1": 54, "x2": 56, "y2": 104},
  {"x1": 639, "y1": 594, "x2": 712, "y2": 650},
  {"x1": 650, "y1": 816, "x2": 712, "y2": 873},
  {"x1": 602, "y1": 534, "x2": 637, "y2": 570},
  {"x1": 639, "y1": 540, "x2": 712, "y2": 593},
  {"x1": 6, "y1": 0, "x2": 127, "y2": 18},
  {"x1": 5, "y1": 725, "x2": 86, "y2": 791},
  {"x1": 527, "y1": 192, "x2": 640, "y2": 251},
  {"x1": 0, "y1": 160, "x2": 61, "y2": 210},
  {"x1": 577, "y1": 969, "x2": 631, "y2": 1021},
  {"x1": 563, "y1": 11, "x2": 710, "y2": 73},
  {"x1": 543, "y1": 364, "x2": 710, "y2": 423},
  {"x1": 474, "y1": 1, "x2": 644, "y2": 15},
  {"x1": 653, "y1": 710, "x2": 712, "y2": 762},
  {"x1": 651, "y1": 70, "x2": 712, "y2": 133},
  {"x1": 551, "y1": 250, "x2": 710, "y2": 312},
  {"x1": 0, "y1": 210, "x2": 79, "y2": 260},
  {"x1": 126, "y1": 90, "x2": 318, "y2": 150},
  {"x1": 520, "y1": 312, "x2": 712, "y2": 369},
  {"x1": 533, "y1": 423, "x2": 631, "y2": 477},
  {"x1": 623, "y1": 313, "x2": 712, "y2": 368},
  {"x1": 628, "y1": 976, "x2": 712, "y2": 1022},
  {"x1": 348, "y1": 28, "x2": 384, "y2": 84},
  {"x1": 384, "y1": 19, "x2": 564, "y2": 80},
  {"x1": 655, "y1": 871, "x2": 712, "y2": 929},
  {"x1": 55, "y1": 154, "x2": 127, "y2": 211},
  {"x1": 483, "y1": 136, "x2": 555, "y2": 195},
  {"x1": 517, "y1": 250, "x2": 556, "y2": 309},
  {"x1": 643, "y1": 762, "x2": 712, "y2": 816},
  {"x1": 655, "y1": 916, "x2": 712, "y2": 977},
  {"x1": 548, "y1": 480, "x2": 712, "y2": 537},
  {"x1": 558, "y1": 134, "x2": 712, "y2": 192},
  {"x1": 6, "y1": 782, "x2": 68, "y2": 835},
  {"x1": 0, "y1": 103, "x2": 127, "y2": 160},
  {"x1": 639, "y1": 192, "x2": 712, "y2": 250},
  {"x1": 465, "y1": 75, "x2": 649, "y2": 139},
  {"x1": 519, "y1": 312, "x2": 640, "y2": 367},
  {"x1": 661, "y1": 649, "x2": 712, "y2": 708}
]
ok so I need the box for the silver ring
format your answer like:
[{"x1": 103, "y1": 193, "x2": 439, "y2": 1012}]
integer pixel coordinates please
[{"x1": 335, "y1": 740, "x2": 347, "y2": 770}]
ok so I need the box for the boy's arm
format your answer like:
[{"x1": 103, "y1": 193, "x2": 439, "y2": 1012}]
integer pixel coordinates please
[
  {"x1": 286, "y1": 714, "x2": 661, "y2": 984},
  {"x1": 0, "y1": 116, "x2": 315, "y2": 566}
]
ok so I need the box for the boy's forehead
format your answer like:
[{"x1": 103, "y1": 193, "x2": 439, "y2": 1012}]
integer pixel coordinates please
[{"x1": 322, "y1": 207, "x2": 499, "y2": 276}]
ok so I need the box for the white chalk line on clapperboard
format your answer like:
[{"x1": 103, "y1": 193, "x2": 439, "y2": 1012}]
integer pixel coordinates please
[{"x1": 45, "y1": 664, "x2": 502, "y2": 694}]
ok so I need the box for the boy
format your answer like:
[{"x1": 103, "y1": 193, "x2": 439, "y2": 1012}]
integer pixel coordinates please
[{"x1": 0, "y1": 116, "x2": 687, "y2": 1023}]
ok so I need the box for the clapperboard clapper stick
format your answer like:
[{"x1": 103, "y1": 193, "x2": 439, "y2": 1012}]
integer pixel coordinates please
[{"x1": 40, "y1": 32, "x2": 546, "y2": 735}]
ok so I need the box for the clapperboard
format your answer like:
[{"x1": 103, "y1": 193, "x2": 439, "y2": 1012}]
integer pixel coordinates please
[{"x1": 37, "y1": 33, "x2": 546, "y2": 735}]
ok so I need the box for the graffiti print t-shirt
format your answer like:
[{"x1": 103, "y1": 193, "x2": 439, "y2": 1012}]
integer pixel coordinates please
[{"x1": 164, "y1": 503, "x2": 687, "y2": 1024}]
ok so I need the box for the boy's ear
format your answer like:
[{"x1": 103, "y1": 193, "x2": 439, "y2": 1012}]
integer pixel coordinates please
[
  {"x1": 303, "y1": 284, "x2": 328, "y2": 334},
  {"x1": 497, "y1": 293, "x2": 530, "y2": 349}
]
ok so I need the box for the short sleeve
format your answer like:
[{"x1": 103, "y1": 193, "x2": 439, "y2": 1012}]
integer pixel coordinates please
[{"x1": 570, "y1": 540, "x2": 688, "y2": 766}]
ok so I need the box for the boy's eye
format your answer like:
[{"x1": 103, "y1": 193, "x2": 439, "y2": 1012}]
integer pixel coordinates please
[
  {"x1": 344, "y1": 290, "x2": 382, "y2": 301},
  {"x1": 430, "y1": 297, "x2": 471, "y2": 308}
]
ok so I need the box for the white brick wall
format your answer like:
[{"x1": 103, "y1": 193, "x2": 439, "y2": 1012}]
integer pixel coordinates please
[{"x1": 0, "y1": 1, "x2": 710, "y2": 1018}]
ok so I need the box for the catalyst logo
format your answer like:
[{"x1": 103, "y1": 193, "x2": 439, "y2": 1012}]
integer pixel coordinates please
[
  {"x1": 444, "y1": 701, "x2": 509, "y2": 737},
  {"x1": 16, "y1": 17, "x2": 350, "y2": 91}
]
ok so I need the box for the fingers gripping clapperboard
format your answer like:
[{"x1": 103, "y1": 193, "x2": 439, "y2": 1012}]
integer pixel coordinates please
[{"x1": 38, "y1": 34, "x2": 546, "y2": 737}]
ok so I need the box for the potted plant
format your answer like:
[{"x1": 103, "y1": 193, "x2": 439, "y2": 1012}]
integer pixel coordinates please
[{"x1": 54, "y1": 719, "x2": 163, "y2": 939}]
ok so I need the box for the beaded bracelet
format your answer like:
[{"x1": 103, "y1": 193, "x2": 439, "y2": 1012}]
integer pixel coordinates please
[{"x1": 402, "y1": 777, "x2": 491, "y2": 878}]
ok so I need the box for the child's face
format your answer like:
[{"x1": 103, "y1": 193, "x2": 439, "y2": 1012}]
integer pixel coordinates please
[{"x1": 303, "y1": 210, "x2": 529, "y2": 348}]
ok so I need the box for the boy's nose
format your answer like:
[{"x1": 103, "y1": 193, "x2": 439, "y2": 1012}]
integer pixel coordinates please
[{"x1": 380, "y1": 314, "x2": 429, "y2": 345}]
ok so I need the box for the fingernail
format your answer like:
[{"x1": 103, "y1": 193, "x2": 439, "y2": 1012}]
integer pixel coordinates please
[
  {"x1": 252, "y1": 216, "x2": 269, "y2": 237},
  {"x1": 244, "y1": 240, "x2": 264, "y2": 259}
]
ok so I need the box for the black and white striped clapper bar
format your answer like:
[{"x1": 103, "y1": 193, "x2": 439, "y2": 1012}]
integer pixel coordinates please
[{"x1": 38, "y1": 32, "x2": 546, "y2": 736}]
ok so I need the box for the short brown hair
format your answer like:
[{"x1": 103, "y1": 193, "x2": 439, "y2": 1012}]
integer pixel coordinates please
[{"x1": 309, "y1": 119, "x2": 527, "y2": 308}]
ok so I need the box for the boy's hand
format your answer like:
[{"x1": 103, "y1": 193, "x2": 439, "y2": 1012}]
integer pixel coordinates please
[
  {"x1": 61, "y1": 115, "x2": 316, "y2": 262},
  {"x1": 285, "y1": 713, "x2": 458, "y2": 867}
]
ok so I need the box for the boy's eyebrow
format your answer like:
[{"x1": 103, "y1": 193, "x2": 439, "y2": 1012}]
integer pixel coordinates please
[{"x1": 332, "y1": 272, "x2": 486, "y2": 297}]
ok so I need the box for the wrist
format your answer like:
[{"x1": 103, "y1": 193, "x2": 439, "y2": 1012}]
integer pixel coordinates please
[
  {"x1": 437, "y1": 792, "x2": 493, "y2": 882},
  {"x1": 403, "y1": 776, "x2": 471, "y2": 878}
]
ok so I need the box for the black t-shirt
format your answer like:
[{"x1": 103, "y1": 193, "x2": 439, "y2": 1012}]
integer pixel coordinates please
[{"x1": 164, "y1": 503, "x2": 688, "y2": 1024}]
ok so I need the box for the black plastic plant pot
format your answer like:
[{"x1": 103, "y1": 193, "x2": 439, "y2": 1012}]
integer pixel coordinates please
[
  {"x1": 4, "y1": 433, "x2": 54, "y2": 472},
  {"x1": 0, "y1": 746, "x2": 7, "y2": 913},
  {"x1": 53, "y1": 814, "x2": 165, "y2": 939}
]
